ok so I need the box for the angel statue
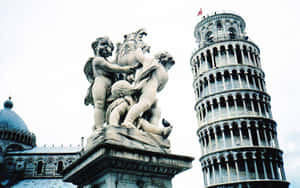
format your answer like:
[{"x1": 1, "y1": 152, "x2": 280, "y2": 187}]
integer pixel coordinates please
[
  {"x1": 84, "y1": 37, "x2": 140, "y2": 132},
  {"x1": 121, "y1": 51, "x2": 175, "y2": 132}
]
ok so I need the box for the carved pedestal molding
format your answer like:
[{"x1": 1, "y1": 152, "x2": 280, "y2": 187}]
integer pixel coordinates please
[{"x1": 62, "y1": 141, "x2": 193, "y2": 188}]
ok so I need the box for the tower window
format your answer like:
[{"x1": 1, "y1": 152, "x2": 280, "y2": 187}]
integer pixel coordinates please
[
  {"x1": 37, "y1": 161, "x2": 43, "y2": 175},
  {"x1": 205, "y1": 31, "x2": 213, "y2": 42},
  {"x1": 216, "y1": 21, "x2": 222, "y2": 30},
  {"x1": 57, "y1": 161, "x2": 64, "y2": 173},
  {"x1": 228, "y1": 27, "x2": 237, "y2": 39}
]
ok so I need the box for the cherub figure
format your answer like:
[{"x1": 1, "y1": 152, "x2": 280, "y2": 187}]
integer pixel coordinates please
[
  {"x1": 106, "y1": 80, "x2": 172, "y2": 138},
  {"x1": 122, "y1": 51, "x2": 175, "y2": 129},
  {"x1": 84, "y1": 37, "x2": 140, "y2": 132}
]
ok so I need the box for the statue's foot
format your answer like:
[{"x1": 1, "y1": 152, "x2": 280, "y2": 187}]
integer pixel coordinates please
[
  {"x1": 121, "y1": 121, "x2": 136, "y2": 129},
  {"x1": 94, "y1": 127, "x2": 104, "y2": 134},
  {"x1": 162, "y1": 126, "x2": 173, "y2": 138}
]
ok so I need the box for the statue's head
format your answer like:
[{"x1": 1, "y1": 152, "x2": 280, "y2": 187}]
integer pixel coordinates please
[
  {"x1": 111, "y1": 80, "x2": 134, "y2": 98},
  {"x1": 91, "y1": 37, "x2": 114, "y2": 58},
  {"x1": 155, "y1": 51, "x2": 175, "y2": 70}
]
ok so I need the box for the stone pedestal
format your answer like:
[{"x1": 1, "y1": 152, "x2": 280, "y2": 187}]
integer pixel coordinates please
[{"x1": 62, "y1": 127, "x2": 194, "y2": 188}]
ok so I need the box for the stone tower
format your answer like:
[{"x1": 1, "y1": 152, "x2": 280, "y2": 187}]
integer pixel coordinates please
[{"x1": 190, "y1": 12, "x2": 289, "y2": 188}]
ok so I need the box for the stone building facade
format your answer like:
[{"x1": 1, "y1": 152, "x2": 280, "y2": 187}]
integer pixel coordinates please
[
  {"x1": 0, "y1": 98, "x2": 81, "y2": 188},
  {"x1": 190, "y1": 12, "x2": 289, "y2": 188}
]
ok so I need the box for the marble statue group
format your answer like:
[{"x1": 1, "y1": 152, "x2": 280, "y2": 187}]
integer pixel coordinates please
[{"x1": 84, "y1": 29, "x2": 175, "y2": 139}]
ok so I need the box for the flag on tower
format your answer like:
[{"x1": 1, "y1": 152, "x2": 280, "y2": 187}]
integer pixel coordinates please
[{"x1": 197, "y1": 8, "x2": 203, "y2": 16}]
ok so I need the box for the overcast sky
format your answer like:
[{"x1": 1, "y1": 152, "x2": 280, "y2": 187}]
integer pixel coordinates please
[{"x1": 1, "y1": 0, "x2": 300, "y2": 187}]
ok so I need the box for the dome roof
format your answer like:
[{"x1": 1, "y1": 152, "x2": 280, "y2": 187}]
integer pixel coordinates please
[{"x1": 0, "y1": 98, "x2": 29, "y2": 132}]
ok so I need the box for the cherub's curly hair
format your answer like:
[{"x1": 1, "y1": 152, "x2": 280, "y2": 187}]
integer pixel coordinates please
[
  {"x1": 91, "y1": 37, "x2": 114, "y2": 56},
  {"x1": 154, "y1": 51, "x2": 175, "y2": 66}
]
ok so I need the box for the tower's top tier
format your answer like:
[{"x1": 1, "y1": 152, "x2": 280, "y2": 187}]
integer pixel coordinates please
[{"x1": 194, "y1": 12, "x2": 247, "y2": 47}]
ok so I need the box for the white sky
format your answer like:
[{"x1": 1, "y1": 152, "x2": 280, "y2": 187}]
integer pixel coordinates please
[{"x1": 1, "y1": 0, "x2": 300, "y2": 187}]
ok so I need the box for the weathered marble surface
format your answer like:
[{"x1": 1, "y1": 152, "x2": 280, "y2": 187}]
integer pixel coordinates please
[
  {"x1": 62, "y1": 139, "x2": 194, "y2": 187},
  {"x1": 86, "y1": 126, "x2": 170, "y2": 153}
]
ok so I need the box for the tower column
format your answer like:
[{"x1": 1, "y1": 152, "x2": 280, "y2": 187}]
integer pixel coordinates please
[
  {"x1": 232, "y1": 46, "x2": 238, "y2": 64},
  {"x1": 198, "y1": 56, "x2": 202, "y2": 72},
  {"x1": 219, "y1": 160, "x2": 224, "y2": 183},
  {"x1": 207, "y1": 79, "x2": 211, "y2": 95},
  {"x1": 203, "y1": 133, "x2": 208, "y2": 154},
  {"x1": 222, "y1": 73, "x2": 226, "y2": 90},
  {"x1": 207, "y1": 163, "x2": 211, "y2": 185},
  {"x1": 222, "y1": 127, "x2": 226, "y2": 148},
  {"x1": 203, "y1": 166, "x2": 208, "y2": 186},
  {"x1": 274, "y1": 131, "x2": 280, "y2": 148},
  {"x1": 243, "y1": 154, "x2": 249, "y2": 179},
  {"x1": 247, "y1": 124, "x2": 254, "y2": 146},
  {"x1": 238, "y1": 123, "x2": 244, "y2": 145},
  {"x1": 226, "y1": 159, "x2": 231, "y2": 182},
  {"x1": 214, "y1": 127, "x2": 219, "y2": 150},
  {"x1": 199, "y1": 137, "x2": 204, "y2": 155},
  {"x1": 280, "y1": 163, "x2": 287, "y2": 180},
  {"x1": 234, "y1": 156, "x2": 240, "y2": 181},
  {"x1": 225, "y1": 98, "x2": 230, "y2": 117},
  {"x1": 230, "y1": 125, "x2": 235, "y2": 147},
  {"x1": 212, "y1": 162, "x2": 216, "y2": 185},
  {"x1": 262, "y1": 157, "x2": 268, "y2": 179},
  {"x1": 270, "y1": 159, "x2": 275, "y2": 179},
  {"x1": 256, "y1": 125, "x2": 262, "y2": 145},
  {"x1": 253, "y1": 156, "x2": 259, "y2": 179},
  {"x1": 264, "y1": 126, "x2": 269, "y2": 146},
  {"x1": 207, "y1": 130, "x2": 212, "y2": 152},
  {"x1": 226, "y1": 48, "x2": 230, "y2": 65}
]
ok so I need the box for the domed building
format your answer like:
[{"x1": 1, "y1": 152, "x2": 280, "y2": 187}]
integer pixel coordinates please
[
  {"x1": 0, "y1": 97, "x2": 36, "y2": 153},
  {"x1": 0, "y1": 98, "x2": 81, "y2": 188}
]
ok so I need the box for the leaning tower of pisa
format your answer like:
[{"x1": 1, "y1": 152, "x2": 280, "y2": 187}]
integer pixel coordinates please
[{"x1": 190, "y1": 12, "x2": 289, "y2": 188}]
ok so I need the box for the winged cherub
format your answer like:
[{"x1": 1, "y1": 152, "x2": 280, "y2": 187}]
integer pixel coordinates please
[{"x1": 84, "y1": 37, "x2": 140, "y2": 132}]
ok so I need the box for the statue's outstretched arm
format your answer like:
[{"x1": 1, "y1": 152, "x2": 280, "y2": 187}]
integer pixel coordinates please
[{"x1": 94, "y1": 58, "x2": 138, "y2": 73}]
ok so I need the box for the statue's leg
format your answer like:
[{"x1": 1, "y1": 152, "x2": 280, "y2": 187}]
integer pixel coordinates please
[
  {"x1": 109, "y1": 101, "x2": 128, "y2": 127},
  {"x1": 92, "y1": 77, "x2": 111, "y2": 130},
  {"x1": 138, "y1": 119, "x2": 162, "y2": 135},
  {"x1": 122, "y1": 98, "x2": 153, "y2": 128},
  {"x1": 123, "y1": 79, "x2": 157, "y2": 128},
  {"x1": 147, "y1": 102, "x2": 161, "y2": 126},
  {"x1": 138, "y1": 118, "x2": 173, "y2": 138}
]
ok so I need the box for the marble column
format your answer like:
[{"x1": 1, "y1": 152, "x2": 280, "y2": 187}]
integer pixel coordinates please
[
  {"x1": 253, "y1": 158, "x2": 259, "y2": 179},
  {"x1": 214, "y1": 127, "x2": 219, "y2": 150},
  {"x1": 238, "y1": 124, "x2": 244, "y2": 145},
  {"x1": 234, "y1": 157, "x2": 240, "y2": 181},
  {"x1": 222, "y1": 127, "x2": 226, "y2": 148},
  {"x1": 262, "y1": 158, "x2": 268, "y2": 179},
  {"x1": 226, "y1": 160, "x2": 231, "y2": 182},
  {"x1": 230, "y1": 126, "x2": 235, "y2": 147},
  {"x1": 247, "y1": 125, "x2": 254, "y2": 146}
]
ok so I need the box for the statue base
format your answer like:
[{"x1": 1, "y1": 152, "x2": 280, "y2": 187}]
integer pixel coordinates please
[
  {"x1": 86, "y1": 126, "x2": 171, "y2": 153},
  {"x1": 62, "y1": 127, "x2": 194, "y2": 188}
]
